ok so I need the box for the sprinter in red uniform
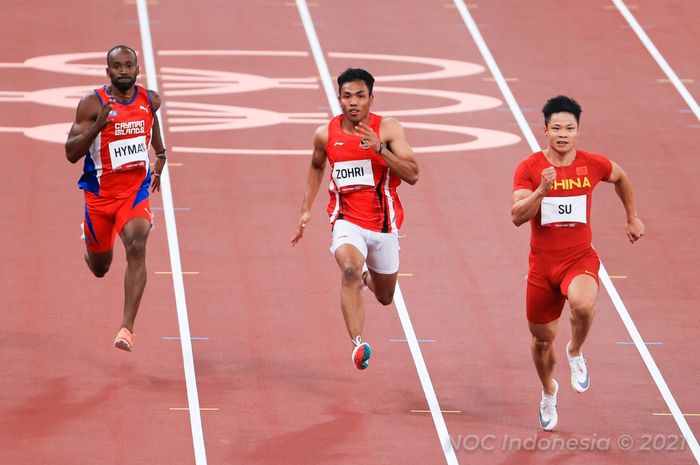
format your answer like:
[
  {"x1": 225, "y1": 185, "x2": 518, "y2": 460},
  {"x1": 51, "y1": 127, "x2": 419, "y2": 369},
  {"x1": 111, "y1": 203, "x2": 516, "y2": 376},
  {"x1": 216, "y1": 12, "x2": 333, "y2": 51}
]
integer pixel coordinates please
[
  {"x1": 291, "y1": 68, "x2": 419, "y2": 370},
  {"x1": 65, "y1": 45, "x2": 167, "y2": 352},
  {"x1": 512, "y1": 96, "x2": 644, "y2": 430}
]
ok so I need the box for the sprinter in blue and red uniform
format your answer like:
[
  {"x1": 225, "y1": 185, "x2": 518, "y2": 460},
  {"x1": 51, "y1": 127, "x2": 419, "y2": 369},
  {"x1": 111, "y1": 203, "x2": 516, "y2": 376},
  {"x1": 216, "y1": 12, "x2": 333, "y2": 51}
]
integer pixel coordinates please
[{"x1": 65, "y1": 45, "x2": 167, "y2": 352}]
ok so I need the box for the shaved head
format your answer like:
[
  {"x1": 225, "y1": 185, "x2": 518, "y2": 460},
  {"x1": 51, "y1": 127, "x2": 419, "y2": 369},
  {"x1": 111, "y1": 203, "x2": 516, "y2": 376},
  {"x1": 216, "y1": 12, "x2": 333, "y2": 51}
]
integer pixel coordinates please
[{"x1": 107, "y1": 45, "x2": 137, "y2": 65}]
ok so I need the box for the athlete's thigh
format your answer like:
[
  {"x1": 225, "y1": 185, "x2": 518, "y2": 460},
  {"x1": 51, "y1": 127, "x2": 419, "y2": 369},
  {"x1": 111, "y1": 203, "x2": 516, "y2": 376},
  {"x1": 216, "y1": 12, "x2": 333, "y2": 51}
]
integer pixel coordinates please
[
  {"x1": 330, "y1": 220, "x2": 368, "y2": 263},
  {"x1": 561, "y1": 249, "x2": 600, "y2": 308},
  {"x1": 365, "y1": 230, "x2": 399, "y2": 274},
  {"x1": 83, "y1": 193, "x2": 118, "y2": 254},
  {"x1": 526, "y1": 251, "x2": 565, "y2": 324},
  {"x1": 566, "y1": 274, "x2": 599, "y2": 311},
  {"x1": 368, "y1": 269, "x2": 398, "y2": 296},
  {"x1": 116, "y1": 189, "x2": 152, "y2": 241},
  {"x1": 528, "y1": 319, "x2": 558, "y2": 342}
]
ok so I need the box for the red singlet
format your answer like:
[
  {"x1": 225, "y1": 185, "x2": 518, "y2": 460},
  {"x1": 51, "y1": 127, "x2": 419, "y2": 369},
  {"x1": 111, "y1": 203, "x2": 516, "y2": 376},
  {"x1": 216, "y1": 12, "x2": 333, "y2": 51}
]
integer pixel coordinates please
[{"x1": 326, "y1": 113, "x2": 404, "y2": 233}]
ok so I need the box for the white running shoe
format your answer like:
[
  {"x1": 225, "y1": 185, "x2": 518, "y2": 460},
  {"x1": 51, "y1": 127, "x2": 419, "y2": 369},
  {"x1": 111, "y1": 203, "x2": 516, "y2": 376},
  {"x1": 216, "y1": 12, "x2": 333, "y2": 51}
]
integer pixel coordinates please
[
  {"x1": 539, "y1": 378, "x2": 559, "y2": 431},
  {"x1": 566, "y1": 341, "x2": 590, "y2": 393}
]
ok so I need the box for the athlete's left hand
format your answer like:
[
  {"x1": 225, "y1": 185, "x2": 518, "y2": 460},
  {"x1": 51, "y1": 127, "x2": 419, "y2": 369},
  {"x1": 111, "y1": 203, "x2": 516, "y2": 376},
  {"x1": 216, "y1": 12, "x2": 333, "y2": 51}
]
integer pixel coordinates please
[
  {"x1": 151, "y1": 173, "x2": 161, "y2": 193},
  {"x1": 356, "y1": 122, "x2": 382, "y2": 153},
  {"x1": 625, "y1": 216, "x2": 645, "y2": 243}
]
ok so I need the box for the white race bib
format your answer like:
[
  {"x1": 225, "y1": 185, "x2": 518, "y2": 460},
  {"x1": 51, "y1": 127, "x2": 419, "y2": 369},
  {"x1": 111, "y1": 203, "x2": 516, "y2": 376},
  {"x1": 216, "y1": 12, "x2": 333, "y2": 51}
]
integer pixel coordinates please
[
  {"x1": 541, "y1": 194, "x2": 587, "y2": 226},
  {"x1": 109, "y1": 135, "x2": 148, "y2": 171},
  {"x1": 332, "y1": 159, "x2": 374, "y2": 192}
]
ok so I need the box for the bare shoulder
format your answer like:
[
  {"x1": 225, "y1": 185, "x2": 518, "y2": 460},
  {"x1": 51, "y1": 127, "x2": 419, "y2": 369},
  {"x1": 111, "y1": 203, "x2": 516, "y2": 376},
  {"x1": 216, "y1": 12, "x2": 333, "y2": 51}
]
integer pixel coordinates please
[
  {"x1": 75, "y1": 92, "x2": 101, "y2": 120},
  {"x1": 146, "y1": 89, "x2": 161, "y2": 110},
  {"x1": 379, "y1": 116, "x2": 405, "y2": 140},
  {"x1": 313, "y1": 123, "x2": 329, "y2": 148}
]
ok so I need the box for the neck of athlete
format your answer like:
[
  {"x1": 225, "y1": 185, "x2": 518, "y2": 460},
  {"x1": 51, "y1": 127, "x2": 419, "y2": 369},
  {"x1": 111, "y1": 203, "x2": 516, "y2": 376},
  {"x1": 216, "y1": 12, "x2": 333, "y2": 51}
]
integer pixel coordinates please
[
  {"x1": 108, "y1": 85, "x2": 137, "y2": 102},
  {"x1": 543, "y1": 146, "x2": 577, "y2": 167},
  {"x1": 340, "y1": 113, "x2": 370, "y2": 135}
]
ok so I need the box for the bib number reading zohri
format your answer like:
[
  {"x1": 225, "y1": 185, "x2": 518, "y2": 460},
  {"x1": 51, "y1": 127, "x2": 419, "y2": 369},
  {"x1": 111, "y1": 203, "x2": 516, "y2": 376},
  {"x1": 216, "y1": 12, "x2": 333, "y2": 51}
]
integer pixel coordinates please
[
  {"x1": 541, "y1": 194, "x2": 587, "y2": 226},
  {"x1": 333, "y1": 159, "x2": 374, "y2": 192},
  {"x1": 109, "y1": 135, "x2": 148, "y2": 170}
]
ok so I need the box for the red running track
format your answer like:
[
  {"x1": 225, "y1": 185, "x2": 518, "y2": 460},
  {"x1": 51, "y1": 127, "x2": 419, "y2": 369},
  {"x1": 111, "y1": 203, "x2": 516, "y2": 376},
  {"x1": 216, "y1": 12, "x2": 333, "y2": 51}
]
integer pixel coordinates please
[{"x1": 0, "y1": 1, "x2": 698, "y2": 464}]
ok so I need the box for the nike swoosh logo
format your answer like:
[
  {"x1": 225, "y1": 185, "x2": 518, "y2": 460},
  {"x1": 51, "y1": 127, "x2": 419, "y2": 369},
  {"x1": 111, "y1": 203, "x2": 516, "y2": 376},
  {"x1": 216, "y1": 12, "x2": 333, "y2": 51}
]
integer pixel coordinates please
[
  {"x1": 576, "y1": 372, "x2": 590, "y2": 389},
  {"x1": 539, "y1": 413, "x2": 551, "y2": 428},
  {"x1": 333, "y1": 142, "x2": 344, "y2": 146}
]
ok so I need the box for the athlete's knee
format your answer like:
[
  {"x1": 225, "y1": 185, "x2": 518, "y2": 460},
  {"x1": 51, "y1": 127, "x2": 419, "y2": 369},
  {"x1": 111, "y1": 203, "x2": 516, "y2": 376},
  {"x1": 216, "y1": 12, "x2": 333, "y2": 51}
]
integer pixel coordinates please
[
  {"x1": 570, "y1": 300, "x2": 596, "y2": 322},
  {"x1": 125, "y1": 236, "x2": 148, "y2": 261},
  {"x1": 341, "y1": 264, "x2": 362, "y2": 285},
  {"x1": 532, "y1": 336, "x2": 554, "y2": 353},
  {"x1": 90, "y1": 264, "x2": 110, "y2": 278},
  {"x1": 85, "y1": 252, "x2": 110, "y2": 277},
  {"x1": 375, "y1": 290, "x2": 394, "y2": 306}
]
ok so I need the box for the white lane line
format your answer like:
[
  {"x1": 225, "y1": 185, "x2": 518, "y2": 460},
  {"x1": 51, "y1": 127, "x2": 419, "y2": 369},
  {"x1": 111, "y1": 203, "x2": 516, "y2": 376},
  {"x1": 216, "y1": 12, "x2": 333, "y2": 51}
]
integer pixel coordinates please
[
  {"x1": 136, "y1": 2, "x2": 208, "y2": 465},
  {"x1": 453, "y1": 1, "x2": 700, "y2": 462},
  {"x1": 600, "y1": 267, "x2": 700, "y2": 462},
  {"x1": 295, "y1": 1, "x2": 459, "y2": 464},
  {"x1": 613, "y1": 0, "x2": 700, "y2": 122}
]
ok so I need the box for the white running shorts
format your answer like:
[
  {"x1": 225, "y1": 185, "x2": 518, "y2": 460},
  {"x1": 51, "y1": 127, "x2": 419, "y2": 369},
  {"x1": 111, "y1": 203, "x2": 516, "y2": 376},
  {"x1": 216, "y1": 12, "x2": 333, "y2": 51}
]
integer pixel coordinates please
[{"x1": 330, "y1": 219, "x2": 400, "y2": 274}]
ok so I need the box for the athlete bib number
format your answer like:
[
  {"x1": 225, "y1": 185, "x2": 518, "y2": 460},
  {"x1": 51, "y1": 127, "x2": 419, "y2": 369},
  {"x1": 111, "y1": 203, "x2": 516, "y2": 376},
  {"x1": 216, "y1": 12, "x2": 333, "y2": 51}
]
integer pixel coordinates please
[
  {"x1": 109, "y1": 135, "x2": 148, "y2": 171},
  {"x1": 332, "y1": 159, "x2": 374, "y2": 192},
  {"x1": 541, "y1": 194, "x2": 587, "y2": 226}
]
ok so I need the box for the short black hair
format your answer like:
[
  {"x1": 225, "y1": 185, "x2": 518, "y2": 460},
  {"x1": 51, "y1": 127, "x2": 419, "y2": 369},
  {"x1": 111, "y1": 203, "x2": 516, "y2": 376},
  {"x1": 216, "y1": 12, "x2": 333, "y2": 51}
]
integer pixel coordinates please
[
  {"x1": 107, "y1": 45, "x2": 137, "y2": 65},
  {"x1": 542, "y1": 95, "x2": 582, "y2": 125},
  {"x1": 337, "y1": 68, "x2": 375, "y2": 95}
]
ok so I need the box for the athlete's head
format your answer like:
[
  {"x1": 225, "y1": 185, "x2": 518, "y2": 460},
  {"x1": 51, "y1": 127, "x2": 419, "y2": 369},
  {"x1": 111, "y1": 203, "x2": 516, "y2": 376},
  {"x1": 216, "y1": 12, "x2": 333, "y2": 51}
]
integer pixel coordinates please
[
  {"x1": 337, "y1": 68, "x2": 375, "y2": 124},
  {"x1": 106, "y1": 45, "x2": 139, "y2": 93},
  {"x1": 542, "y1": 95, "x2": 582, "y2": 125},
  {"x1": 337, "y1": 68, "x2": 374, "y2": 95},
  {"x1": 543, "y1": 95, "x2": 581, "y2": 155}
]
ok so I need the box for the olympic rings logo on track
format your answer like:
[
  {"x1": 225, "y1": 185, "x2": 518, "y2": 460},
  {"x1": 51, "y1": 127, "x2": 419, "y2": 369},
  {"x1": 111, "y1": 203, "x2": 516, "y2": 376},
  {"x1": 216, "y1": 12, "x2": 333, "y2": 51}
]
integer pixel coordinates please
[{"x1": 0, "y1": 50, "x2": 520, "y2": 154}]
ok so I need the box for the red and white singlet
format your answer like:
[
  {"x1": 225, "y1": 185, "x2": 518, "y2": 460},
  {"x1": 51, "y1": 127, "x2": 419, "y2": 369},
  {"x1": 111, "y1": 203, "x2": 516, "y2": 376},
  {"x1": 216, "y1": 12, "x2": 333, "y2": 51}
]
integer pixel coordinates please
[{"x1": 326, "y1": 113, "x2": 404, "y2": 233}]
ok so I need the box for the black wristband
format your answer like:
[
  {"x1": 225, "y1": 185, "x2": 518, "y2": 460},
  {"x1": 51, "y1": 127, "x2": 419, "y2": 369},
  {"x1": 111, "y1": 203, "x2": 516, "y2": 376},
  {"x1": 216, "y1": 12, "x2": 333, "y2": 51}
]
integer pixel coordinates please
[{"x1": 375, "y1": 142, "x2": 384, "y2": 155}]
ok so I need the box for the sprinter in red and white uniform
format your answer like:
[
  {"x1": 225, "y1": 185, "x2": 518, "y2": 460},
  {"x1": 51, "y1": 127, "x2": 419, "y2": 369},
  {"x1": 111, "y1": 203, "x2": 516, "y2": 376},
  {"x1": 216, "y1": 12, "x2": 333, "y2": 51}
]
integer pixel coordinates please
[
  {"x1": 65, "y1": 45, "x2": 167, "y2": 352},
  {"x1": 512, "y1": 96, "x2": 645, "y2": 430},
  {"x1": 291, "y1": 68, "x2": 419, "y2": 370}
]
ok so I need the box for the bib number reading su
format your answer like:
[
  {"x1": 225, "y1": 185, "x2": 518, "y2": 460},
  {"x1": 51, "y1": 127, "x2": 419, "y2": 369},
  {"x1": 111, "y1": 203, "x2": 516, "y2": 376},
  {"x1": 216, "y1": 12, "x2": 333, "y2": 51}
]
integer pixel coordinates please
[
  {"x1": 109, "y1": 135, "x2": 148, "y2": 171},
  {"x1": 332, "y1": 159, "x2": 374, "y2": 192},
  {"x1": 541, "y1": 194, "x2": 587, "y2": 226}
]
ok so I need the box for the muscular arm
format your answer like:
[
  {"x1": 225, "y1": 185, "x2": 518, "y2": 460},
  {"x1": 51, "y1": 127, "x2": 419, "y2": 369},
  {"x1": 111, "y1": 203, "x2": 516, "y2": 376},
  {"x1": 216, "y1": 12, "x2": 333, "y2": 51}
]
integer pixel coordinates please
[
  {"x1": 511, "y1": 166, "x2": 556, "y2": 226},
  {"x1": 606, "y1": 161, "x2": 645, "y2": 242},
  {"x1": 511, "y1": 188, "x2": 545, "y2": 227},
  {"x1": 148, "y1": 90, "x2": 166, "y2": 177},
  {"x1": 65, "y1": 94, "x2": 111, "y2": 164},
  {"x1": 291, "y1": 125, "x2": 328, "y2": 245},
  {"x1": 358, "y1": 117, "x2": 419, "y2": 185}
]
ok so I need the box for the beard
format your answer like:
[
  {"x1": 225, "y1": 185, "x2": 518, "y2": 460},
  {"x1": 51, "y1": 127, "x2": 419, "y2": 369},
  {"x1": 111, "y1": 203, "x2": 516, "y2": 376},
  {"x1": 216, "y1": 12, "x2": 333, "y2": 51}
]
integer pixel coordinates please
[{"x1": 111, "y1": 75, "x2": 136, "y2": 92}]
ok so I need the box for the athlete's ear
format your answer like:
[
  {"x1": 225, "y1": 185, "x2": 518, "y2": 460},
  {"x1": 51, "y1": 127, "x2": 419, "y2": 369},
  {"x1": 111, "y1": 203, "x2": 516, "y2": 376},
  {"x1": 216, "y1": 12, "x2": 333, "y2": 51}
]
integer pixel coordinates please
[{"x1": 369, "y1": 93, "x2": 374, "y2": 106}]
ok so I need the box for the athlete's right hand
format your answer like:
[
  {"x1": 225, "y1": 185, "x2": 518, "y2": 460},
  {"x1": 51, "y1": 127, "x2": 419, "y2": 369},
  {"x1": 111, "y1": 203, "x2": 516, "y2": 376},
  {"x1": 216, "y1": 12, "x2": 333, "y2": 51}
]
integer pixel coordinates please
[
  {"x1": 538, "y1": 166, "x2": 556, "y2": 194},
  {"x1": 291, "y1": 211, "x2": 312, "y2": 246},
  {"x1": 94, "y1": 98, "x2": 115, "y2": 131}
]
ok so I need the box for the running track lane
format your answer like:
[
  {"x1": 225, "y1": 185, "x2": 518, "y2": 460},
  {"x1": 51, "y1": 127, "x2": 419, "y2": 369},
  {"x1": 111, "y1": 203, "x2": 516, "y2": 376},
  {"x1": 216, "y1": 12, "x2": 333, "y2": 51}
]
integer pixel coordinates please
[
  {"x1": 0, "y1": 1, "x2": 196, "y2": 464},
  {"x1": 1, "y1": 1, "x2": 698, "y2": 464},
  {"x1": 142, "y1": 1, "x2": 458, "y2": 464},
  {"x1": 445, "y1": 1, "x2": 699, "y2": 463}
]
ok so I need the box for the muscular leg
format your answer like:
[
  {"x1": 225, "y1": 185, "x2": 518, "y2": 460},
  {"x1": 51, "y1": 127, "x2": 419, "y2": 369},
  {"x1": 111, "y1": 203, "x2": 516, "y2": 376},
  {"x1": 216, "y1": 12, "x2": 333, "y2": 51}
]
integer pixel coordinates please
[
  {"x1": 567, "y1": 274, "x2": 598, "y2": 356},
  {"x1": 363, "y1": 270, "x2": 398, "y2": 306},
  {"x1": 529, "y1": 319, "x2": 559, "y2": 395},
  {"x1": 85, "y1": 249, "x2": 113, "y2": 277},
  {"x1": 335, "y1": 244, "x2": 366, "y2": 341},
  {"x1": 118, "y1": 217, "x2": 151, "y2": 332}
]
